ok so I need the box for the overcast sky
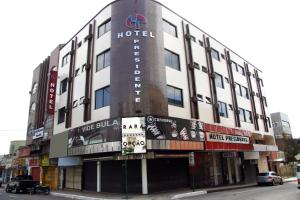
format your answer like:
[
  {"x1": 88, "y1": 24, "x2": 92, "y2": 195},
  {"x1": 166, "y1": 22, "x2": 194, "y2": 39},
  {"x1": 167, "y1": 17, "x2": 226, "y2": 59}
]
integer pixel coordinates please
[{"x1": 0, "y1": 0, "x2": 299, "y2": 154}]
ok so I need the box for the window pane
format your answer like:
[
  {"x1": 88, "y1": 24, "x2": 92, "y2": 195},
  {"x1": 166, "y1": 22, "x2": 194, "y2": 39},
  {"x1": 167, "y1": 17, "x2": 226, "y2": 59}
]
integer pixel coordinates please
[
  {"x1": 105, "y1": 20, "x2": 111, "y2": 32},
  {"x1": 103, "y1": 87, "x2": 110, "y2": 107},
  {"x1": 58, "y1": 107, "x2": 65, "y2": 124},
  {"x1": 241, "y1": 86, "x2": 249, "y2": 99},
  {"x1": 211, "y1": 48, "x2": 220, "y2": 61},
  {"x1": 104, "y1": 50, "x2": 111, "y2": 67},
  {"x1": 95, "y1": 86, "x2": 110, "y2": 109},
  {"x1": 218, "y1": 102, "x2": 228, "y2": 118},
  {"x1": 163, "y1": 20, "x2": 177, "y2": 37},
  {"x1": 245, "y1": 110, "x2": 253, "y2": 123},
  {"x1": 239, "y1": 108, "x2": 245, "y2": 122},
  {"x1": 238, "y1": 65, "x2": 245, "y2": 75},
  {"x1": 165, "y1": 49, "x2": 180, "y2": 70},
  {"x1": 235, "y1": 83, "x2": 241, "y2": 96},
  {"x1": 215, "y1": 73, "x2": 224, "y2": 88},
  {"x1": 167, "y1": 85, "x2": 183, "y2": 107},
  {"x1": 98, "y1": 25, "x2": 105, "y2": 37},
  {"x1": 96, "y1": 54, "x2": 104, "y2": 71},
  {"x1": 60, "y1": 79, "x2": 68, "y2": 94},
  {"x1": 231, "y1": 61, "x2": 237, "y2": 71}
]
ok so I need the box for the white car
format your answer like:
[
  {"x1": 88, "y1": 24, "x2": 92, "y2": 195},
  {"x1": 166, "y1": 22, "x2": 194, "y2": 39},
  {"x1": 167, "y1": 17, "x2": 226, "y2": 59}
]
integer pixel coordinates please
[{"x1": 257, "y1": 171, "x2": 283, "y2": 186}]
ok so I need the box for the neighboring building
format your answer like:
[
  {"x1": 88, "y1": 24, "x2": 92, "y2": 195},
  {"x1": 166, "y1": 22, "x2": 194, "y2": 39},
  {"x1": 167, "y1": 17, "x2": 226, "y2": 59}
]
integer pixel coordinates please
[
  {"x1": 25, "y1": 45, "x2": 62, "y2": 189},
  {"x1": 24, "y1": 0, "x2": 278, "y2": 194},
  {"x1": 9, "y1": 140, "x2": 26, "y2": 155},
  {"x1": 271, "y1": 112, "x2": 292, "y2": 139}
]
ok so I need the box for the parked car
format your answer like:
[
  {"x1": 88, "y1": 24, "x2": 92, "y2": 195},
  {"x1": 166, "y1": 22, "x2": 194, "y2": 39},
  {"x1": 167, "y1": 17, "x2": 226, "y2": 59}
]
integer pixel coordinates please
[
  {"x1": 5, "y1": 175, "x2": 39, "y2": 194},
  {"x1": 297, "y1": 164, "x2": 300, "y2": 189},
  {"x1": 257, "y1": 171, "x2": 283, "y2": 186}
]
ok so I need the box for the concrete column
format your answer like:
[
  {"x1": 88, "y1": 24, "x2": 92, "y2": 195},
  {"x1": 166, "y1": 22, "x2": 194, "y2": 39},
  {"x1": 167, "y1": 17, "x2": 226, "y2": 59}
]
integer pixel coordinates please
[
  {"x1": 234, "y1": 158, "x2": 240, "y2": 183},
  {"x1": 97, "y1": 161, "x2": 101, "y2": 192},
  {"x1": 227, "y1": 158, "x2": 233, "y2": 184},
  {"x1": 141, "y1": 159, "x2": 148, "y2": 194},
  {"x1": 212, "y1": 153, "x2": 218, "y2": 186}
]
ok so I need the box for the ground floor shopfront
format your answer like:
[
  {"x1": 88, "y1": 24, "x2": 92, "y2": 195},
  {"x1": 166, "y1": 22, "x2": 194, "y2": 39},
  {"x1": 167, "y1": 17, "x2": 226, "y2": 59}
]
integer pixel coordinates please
[{"x1": 51, "y1": 116, "x2": 277, "y2": 194}]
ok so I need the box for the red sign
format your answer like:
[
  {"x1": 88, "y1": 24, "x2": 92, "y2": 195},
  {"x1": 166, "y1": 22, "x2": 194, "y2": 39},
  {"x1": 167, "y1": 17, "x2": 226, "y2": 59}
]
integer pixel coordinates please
[
  {"x1": 47, "y1": 69, "x2": 58, "y2": 114},
  {"x1": 29, "y1": 158, "x2": 39, "y2": 166}
]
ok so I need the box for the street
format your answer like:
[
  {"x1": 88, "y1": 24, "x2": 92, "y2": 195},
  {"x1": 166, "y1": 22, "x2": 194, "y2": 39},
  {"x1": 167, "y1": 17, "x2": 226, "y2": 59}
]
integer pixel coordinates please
[
  {"x1": 0, "y1": 188, "x2": 68, "y2": 200},
  {"x1": 187, "y1": 181, "x2": 300, "y2": 200},
  {"x1": 0, "y1": 182, "x2": 299, "y2": 199}
]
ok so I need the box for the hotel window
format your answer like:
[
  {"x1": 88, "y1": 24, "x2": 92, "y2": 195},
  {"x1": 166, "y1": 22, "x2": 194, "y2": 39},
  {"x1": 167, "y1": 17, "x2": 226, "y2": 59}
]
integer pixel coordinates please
[
  {"x1": 62, "y1": 53, "x2": 70, "y2": 67},
  {"x1": 237, "y1": 65, "x2": 245, "y2": 76},
  {"x1": 239, "y1": 108, "x2": 245, "y2": 122},
  {"x1": 211, "y1": 48, "x2": 220, "y2": 61},
  {"x1": 95, "y1": 86, "x2": 110, "y2": 109},
  {"x1": 215, "y1": 73, "x2": 224, "y2": 89},
  {"x1": 167, "y1": 85, "x2": 183, "y2": 107},
  {"x1": 96, "y1": 49, "x2": 111, "y2": 72},
  {"x1": 163, "y1": 19, "x2": 177, "y2": 37},
  {"x1": 263, "y1": 96, "x2": 268, "y2": 107},
  {"x1": 164, "y1": 49, "x2": 180, "y2": 70},
  {"x1": 241, "y1": 86, "x2": 249, "y2": 99},
  {"x1": 58, "y1": 107, "x2": 66, "y2": 124},
  {"x1": 97, "y1": 19, "x2": 111, "y2": 38},
  {"x1": 60, "y1": 78, "x2": 68, "y2": 94},
  {"x1": 218, "y1": 101, "x2": 228, "y2": 118},
  {"x1": 245, "y1": 110, "x2": 253, "y2": 123},
  {"x1": 31, "y1": 82, "x2": 38, "y2": 95},
  {"x1": 231, "y1": 61, "x2": 237, "y2": 71},
  {"x1": 235, "y1": 83, "x2": 241, "y2": 96}
]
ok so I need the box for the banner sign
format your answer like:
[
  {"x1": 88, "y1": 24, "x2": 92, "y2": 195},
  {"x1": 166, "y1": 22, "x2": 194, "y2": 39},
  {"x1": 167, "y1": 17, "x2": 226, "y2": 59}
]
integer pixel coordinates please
[
  {"x1": 122, "y1": 117, "x2": 146, "y2": 155},
  {"x1": 68, "y1": 118, "x2": 120, "y2": 148},
  {"x1": 206, "y1": 132, "x2": 249, "y2": 144},
  {"x1": 32, "y1": 127, "x2": 44, "y2": 140},
  {"x1": 145, "y1": 116, "x2": 205, "y2": 141},
  {"x1": 47, "y1": 69, "x2": 58, "y2": 114}
]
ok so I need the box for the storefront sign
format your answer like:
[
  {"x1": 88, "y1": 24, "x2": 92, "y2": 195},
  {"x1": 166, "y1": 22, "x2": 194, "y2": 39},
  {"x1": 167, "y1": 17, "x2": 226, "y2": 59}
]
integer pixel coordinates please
[
  {"x1": 122, "y1": 117, "x2": 146, "y2": 155},
  {"x1": 29, "y1": 158, "x2": 39, "y2": 166},
  {"x1": 206, "y1": 132, "x2": 249, "y2": 144},
  {"x1": 117, "y1": 14, "x2": 155, "y2": 104},
  {"x1": 40, "y1": 155, "x2": 50, "y2": 167},
  {"x1": 68, "y1": 118, "x2": 120, "y2": 148},
  {"x1": 32, "y1": 127, "x2": 44, "y2": 139},
  {"x1": 47, "y1": 69, "x2": 57, "y2": 114},
  {"x1": 146, "y1": 116, "x2": 205, "y2": 141},
  {"x1": 222, "y1": 152, "x2": 238, "y2": 158}
]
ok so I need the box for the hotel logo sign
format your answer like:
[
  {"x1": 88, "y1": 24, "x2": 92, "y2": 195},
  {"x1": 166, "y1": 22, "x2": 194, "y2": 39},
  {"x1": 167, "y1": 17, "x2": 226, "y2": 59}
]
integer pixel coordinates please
[{"x1": 126, "y1": 13, "x2": 146, "y2": 29}]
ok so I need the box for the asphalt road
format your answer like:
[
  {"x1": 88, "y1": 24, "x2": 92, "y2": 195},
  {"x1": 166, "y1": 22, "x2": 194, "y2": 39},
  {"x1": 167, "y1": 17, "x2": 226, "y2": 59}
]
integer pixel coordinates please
[
  {"x1": 0, "y1": 182, "x2": 299, "y2": 199},
  {"x1": 0, "y1": 187, "x2": 68, "y2": 200},
  {"x1": 187, "y1": 181, "x2": 300, "y2": 200}
]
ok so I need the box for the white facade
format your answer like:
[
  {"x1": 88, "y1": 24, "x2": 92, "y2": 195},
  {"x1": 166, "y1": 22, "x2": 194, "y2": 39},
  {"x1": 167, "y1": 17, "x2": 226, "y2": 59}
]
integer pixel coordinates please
[{"x1": 53, "y1": 1, "x2": 275, "y2": 147}]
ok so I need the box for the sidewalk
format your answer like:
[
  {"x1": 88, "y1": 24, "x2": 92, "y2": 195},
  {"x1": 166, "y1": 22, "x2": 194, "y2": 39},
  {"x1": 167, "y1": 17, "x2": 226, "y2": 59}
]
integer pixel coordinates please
[
  {"x1": 50, "y1": 183, "x2": 256, "y2": 200},
  {"x1": 37, "y1": 177, "x2": 300, "y2": 200}
]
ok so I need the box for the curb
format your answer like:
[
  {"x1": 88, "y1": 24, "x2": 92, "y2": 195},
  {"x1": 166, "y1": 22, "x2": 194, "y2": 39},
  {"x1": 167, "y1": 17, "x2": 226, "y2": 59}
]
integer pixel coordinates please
[
  {"x1": 51, "y1": 192, "x2": 122, "y2": 200},
  {"x1": 171, "y1": 191, "x2": 207, "y2": 199}
]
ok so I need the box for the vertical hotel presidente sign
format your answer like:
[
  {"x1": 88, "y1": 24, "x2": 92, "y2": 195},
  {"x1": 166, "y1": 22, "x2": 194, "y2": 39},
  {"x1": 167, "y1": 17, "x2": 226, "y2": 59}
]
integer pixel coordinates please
[
  {"x1": 117, "y1": 13, "x2": 155, "y2": 104},
  {"x1": 122, "y1": 117, "x2": 146, "y2": 155},
  {"x1": 47, "y1": 69, "x2": 58, "y2": 114}
]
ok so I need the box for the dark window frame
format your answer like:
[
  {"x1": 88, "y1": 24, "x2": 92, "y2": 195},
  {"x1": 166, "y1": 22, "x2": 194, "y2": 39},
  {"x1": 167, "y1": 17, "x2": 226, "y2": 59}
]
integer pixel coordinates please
[
  {"x1": 62, "y1": 53, "x2": 70, "y2": 67},
  {"x1": 218, "y1": 101, "x2": 228, "y2": 118},
  {"x1": 95, "y1": 86, "x2": 110, "y2": 109},
  {"x1": 164, "y1": 49, "x2": 180, "y2": 71},
  {"x1": 163, "y1": 19, "x2": 178, "y2": 37},
  {"x1": 96, "y1": 49, "x2": 111, "y2": 72},
  {"x1": 97, "y1": 18, "x2": 111, "y2": 38},
  {"x1": 215, "y1": 73, "x2": 224, "y2": 89},
  {"x1": 60, "y1": 78, "x2": 68, "y2": 94},
  {"x1": 58, "y1": 107, "x2": 66, "y2": 124},
  {"x1": 211, "y1": 48, "x2": 220, "y2": 61},
  {"x1": 167, "y1": 85, "x2": 183, "y2": 107}
]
